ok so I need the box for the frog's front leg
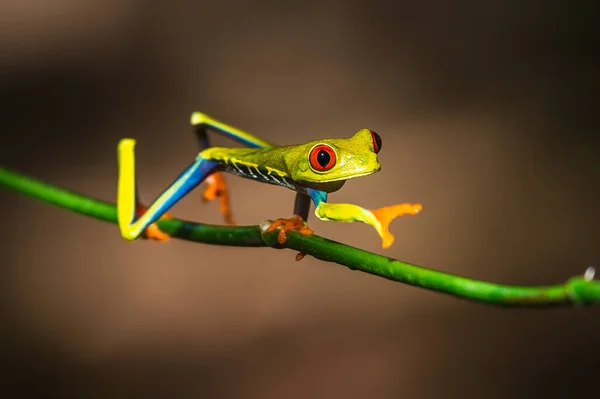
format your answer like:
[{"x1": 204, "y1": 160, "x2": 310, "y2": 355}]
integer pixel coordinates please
[
  {"x1": 314, "y1": 200, "x2": 422, "y2": 248},
  {"x1": 265, "y1": 192, "x2": 314, "y2": 244},
  {"x1": 117, "y1": 138, "x2": 220, "y2": 241},
  {"x1": 293, "y1": 191, "x2": 312, "y2": 221}
]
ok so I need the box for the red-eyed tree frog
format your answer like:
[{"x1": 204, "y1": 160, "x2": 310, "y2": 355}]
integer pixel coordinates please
[{"x1": 117, "y1": 113, "x2": 422, "y2": 248}]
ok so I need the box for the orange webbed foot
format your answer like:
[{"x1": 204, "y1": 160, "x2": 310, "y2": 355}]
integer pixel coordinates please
[
  {"x1": 265, "y1": 215, "x2": 314, "y2": 244},
  {"x1": 202, "y1": 172, "x2": 234, "y2": 224},
  {"x1": 136, "y1": 204, "x2": 172, "y2": 242},
  {"x1": 370, "y1": 203, "x2": 423, "y2": 248}
]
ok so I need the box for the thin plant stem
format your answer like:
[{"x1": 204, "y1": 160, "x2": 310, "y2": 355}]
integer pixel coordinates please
[{"x1": 1, "y1": 166, "x2": 598, "y2": 307}]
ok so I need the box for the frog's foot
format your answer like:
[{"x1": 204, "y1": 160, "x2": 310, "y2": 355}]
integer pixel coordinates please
[
  {"x1": 202, "y1": 172, "x2": 234, "y2": 224},
  {"x1": 370, "y1": 203, "x2": 422, "y2": 249},
  {"x1": 265, "y1": 215, "x2": 314, "y2": 244},
  {"x1": 136, "y1": 204, "x2": 172, "y2": 242}
]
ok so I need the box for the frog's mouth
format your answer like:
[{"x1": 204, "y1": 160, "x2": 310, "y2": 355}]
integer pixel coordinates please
[
  {"x1": 312, "y1": 166, "x2": 381, "y2": 183},
  {"x1": 304, "y1": 166, "x2": 381, "y2": 192}
]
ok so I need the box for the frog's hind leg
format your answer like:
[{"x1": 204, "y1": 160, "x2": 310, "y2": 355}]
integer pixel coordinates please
[
  {"x1": 193, "y1": 123, "x2": 232, "y2": 224},
  {"x1": 191, "y1": 112, "x2": 276, "y2": 225},
  {"x1": 117, "y1": 138, "x2": 220, "y2": 241},
  {"x1": 191, "y1": 112, "x2": 275, "y2": 149},
  {"x1": 133, "y1": 185, "x2": 172, "y2": 241}
]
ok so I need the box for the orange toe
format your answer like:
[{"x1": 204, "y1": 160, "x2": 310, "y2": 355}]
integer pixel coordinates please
[
  {"x1": 202, "y1": 172, "x2": 234, "y2": 224},
  {"x1": 370, "y1": 203, "x2": 422, "y2": 249},
  {"x1": 142, "y1": 223, "x2": 171, "y2": 241},
  {"x1": 265, "y1": 215, "x2": 313, "y2": 244},
  {"x1": 136, "y1": 204, "x2": 172, "y2": 242}
]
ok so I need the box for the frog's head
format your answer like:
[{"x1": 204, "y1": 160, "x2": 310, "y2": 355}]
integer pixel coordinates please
[{"x1": 284, "y1": 128, "x2": 382, "y2": 192}]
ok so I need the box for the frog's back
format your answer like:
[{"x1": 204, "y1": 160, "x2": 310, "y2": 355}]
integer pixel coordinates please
[{"x1": 199, "y1": 146, "x2": 297, "y2": 190}]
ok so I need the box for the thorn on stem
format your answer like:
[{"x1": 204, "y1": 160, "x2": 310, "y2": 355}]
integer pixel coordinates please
[{"x1": 295, "y1": 252, "x2": 307, "y2": 261}]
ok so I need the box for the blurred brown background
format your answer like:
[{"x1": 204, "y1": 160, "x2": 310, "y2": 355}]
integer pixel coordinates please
[{"x1": 1, "y1": 1, "x2": 599, "y2": 398}]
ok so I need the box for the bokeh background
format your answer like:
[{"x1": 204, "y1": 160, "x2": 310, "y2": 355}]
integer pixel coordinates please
[{"x1": 1, "y1": 1, "x2": 599, "y2": 397}]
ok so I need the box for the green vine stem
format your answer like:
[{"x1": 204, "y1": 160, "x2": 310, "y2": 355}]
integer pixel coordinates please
[{"x1": 1, "y1": 166, "x2": 599, "y2": 307}]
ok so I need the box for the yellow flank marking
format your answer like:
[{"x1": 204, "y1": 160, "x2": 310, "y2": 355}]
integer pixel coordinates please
[
  {"x1": 265, "y1": 166, "x2": 288, "y2": 177},
  {"x1": 230, "y1": 158, "x2": 258, "y2": 173},
  {"x1": 199, "y1": 148, "x2": 291, "y2": 186},
  {"x1": 216, "y1": 153, "x2": 288, "y2": 180}
]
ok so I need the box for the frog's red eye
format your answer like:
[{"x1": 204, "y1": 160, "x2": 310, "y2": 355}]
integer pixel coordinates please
[
  {"x1": 309, "y1": 144, "x2": 336, "y2": 172},
  {"x1": 370, "y1": 130, "x2": 382, "y2": 154}
]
